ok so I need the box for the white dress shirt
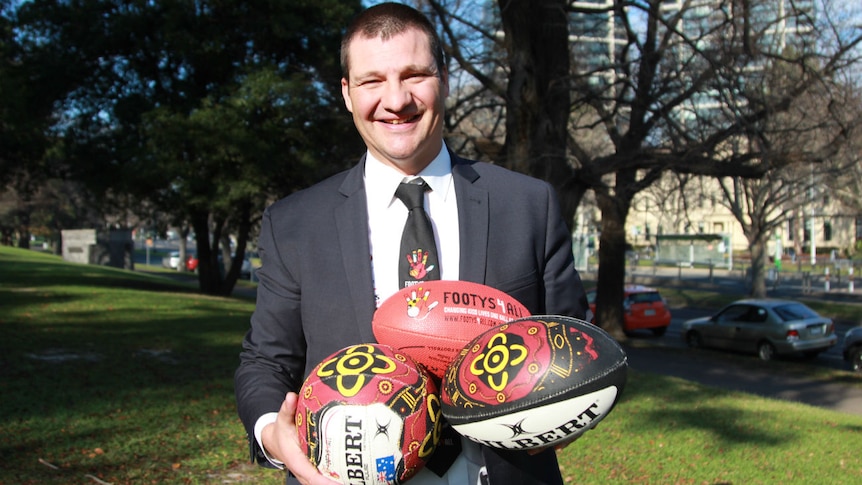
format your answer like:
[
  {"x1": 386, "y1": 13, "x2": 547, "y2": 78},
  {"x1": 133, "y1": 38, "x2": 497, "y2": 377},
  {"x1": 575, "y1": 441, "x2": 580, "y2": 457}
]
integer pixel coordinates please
[{"x1": 364, "y1": 146, "x2": 460, "y2": 307}]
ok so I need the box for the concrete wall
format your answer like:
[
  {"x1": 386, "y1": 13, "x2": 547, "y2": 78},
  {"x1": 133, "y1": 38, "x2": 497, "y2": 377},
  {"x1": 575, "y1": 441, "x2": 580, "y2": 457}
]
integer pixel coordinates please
[{"x1": 61, "y1": 229, "x2": 97, "y2": 265}]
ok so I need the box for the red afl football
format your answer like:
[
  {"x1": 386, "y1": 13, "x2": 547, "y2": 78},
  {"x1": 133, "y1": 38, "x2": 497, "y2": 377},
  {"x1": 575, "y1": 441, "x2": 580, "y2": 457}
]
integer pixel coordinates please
[
  {"x1": 372, "y1": 280, "x2": 531, "y2": 380},
  {"x1": 440, "y1": 315, "x2": 627, "y2": 450},
  {"x1": 295, "y1": 343, "x2": 442, "y2": 485}
]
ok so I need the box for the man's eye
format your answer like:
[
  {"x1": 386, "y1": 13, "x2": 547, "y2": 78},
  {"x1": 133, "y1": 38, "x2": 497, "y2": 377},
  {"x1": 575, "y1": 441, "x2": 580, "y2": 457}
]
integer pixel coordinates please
[{"x1": 406, "y1": 73, "x2": 432, "y2": 82}]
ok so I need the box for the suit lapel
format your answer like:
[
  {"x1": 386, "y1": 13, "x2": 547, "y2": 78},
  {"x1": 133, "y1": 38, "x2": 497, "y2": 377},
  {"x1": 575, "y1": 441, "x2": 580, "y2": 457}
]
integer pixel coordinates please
[
  {"x1": 452, "y1": 156, "x2": 489, "y2": 284},
  {"x1": 335, "y1": 159, "x2": 377, "y2": 343}
]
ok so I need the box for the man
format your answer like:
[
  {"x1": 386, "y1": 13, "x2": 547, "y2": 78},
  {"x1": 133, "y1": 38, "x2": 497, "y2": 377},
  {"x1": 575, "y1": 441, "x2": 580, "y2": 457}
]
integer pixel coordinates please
[{"x1": 234, "y1": 3, "x2": 589, "y2": 484}]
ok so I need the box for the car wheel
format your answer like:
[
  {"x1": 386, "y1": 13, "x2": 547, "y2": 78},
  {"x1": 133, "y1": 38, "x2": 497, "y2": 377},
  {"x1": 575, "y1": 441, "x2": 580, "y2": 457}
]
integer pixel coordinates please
[
  {"x1": 685, "y1": 331, "x2": 702, "y2": 348},
  {"x1": 757, "y1": 341, "x2": 776, "y2": 361},
  {"x1": 651, "y1": 326, "x2": 668, "y2": 337},
  {"x1": 850, "y1": 347, "x2": 862, "y2": 372}
]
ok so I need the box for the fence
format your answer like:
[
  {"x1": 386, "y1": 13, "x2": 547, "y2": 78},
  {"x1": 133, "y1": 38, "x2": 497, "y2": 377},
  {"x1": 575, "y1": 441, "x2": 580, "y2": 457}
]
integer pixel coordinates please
[{"x1": 654, "y1": 234, "x2": 733, "y2": 269}]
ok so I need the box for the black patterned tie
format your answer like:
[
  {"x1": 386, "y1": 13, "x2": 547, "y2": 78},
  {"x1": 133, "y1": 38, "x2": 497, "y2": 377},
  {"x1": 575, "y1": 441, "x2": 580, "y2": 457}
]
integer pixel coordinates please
[
  {"x1": 395, "y1": 178, "x2": 440, "y2": 288},
  {"x1": 396, "y1": 179, "x2": 459, "y2": 476}
]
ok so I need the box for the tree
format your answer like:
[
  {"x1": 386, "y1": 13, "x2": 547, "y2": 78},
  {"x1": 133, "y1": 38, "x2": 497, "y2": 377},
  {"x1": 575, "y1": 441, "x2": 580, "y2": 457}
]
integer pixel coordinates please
[
  {"x1": 1, "y1": 0, "x2": 95, "y2": 247},
  {"x1": 718, "y1": 79, "x2": 861, "y2": 297},
  {"x1": 13, "y1": 0, "x2": 364, "y2": 295},
  {"x1": 427, "y1": 0, "x2": 862, "y2": 337},
  {"x1": 823, "y1": 88, "x2": 862, "y2": 255}
]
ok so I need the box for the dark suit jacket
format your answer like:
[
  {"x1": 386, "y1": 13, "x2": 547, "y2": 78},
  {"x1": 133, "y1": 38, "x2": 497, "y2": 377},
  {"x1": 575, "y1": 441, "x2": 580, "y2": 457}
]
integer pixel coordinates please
[{"x1": 235, "y1": 153, "x2": 589, "y2": 484}]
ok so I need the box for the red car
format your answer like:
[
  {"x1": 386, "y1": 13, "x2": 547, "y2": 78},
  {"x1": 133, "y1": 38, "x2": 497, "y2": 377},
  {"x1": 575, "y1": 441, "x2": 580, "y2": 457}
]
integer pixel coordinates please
[
  {"x1": 586, "y1": 285, "x2": 672, "y2": 336},
  {"x1": 185, "y1": 254, "x2": 198, "y2": 272}
]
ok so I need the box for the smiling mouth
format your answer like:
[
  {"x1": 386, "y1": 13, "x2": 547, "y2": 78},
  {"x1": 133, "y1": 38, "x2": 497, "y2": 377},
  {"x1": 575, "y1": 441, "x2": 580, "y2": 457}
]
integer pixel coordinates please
[{"x1": 383, "y1": 114, "x2": 421, "y2": 125}]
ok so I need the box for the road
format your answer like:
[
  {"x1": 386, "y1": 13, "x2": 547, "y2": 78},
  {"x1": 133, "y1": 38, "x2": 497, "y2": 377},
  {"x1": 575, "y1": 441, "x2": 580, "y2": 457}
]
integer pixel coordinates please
[{"x1": 621, "y1": 306, "x2": 862, "y2": 417}]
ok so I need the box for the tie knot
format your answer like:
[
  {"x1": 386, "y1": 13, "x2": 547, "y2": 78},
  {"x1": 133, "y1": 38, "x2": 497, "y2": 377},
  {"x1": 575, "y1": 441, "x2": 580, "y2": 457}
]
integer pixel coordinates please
[{"x1": 395, "y1": 178, "x2": 429, "y2": 210}]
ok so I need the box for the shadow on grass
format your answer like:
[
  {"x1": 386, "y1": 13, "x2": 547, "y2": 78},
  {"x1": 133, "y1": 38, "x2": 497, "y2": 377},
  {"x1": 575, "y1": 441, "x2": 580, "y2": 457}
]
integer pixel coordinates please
[
  {"x1": 619, "y1": 370, "x2": 795, "y2": 446},
  {"x1": 1, "y1": 304, "x2": 248, "y2": 414},
  {"x1": 0, "y1": 298, "x2": 256, "y2": 482},
  {"x1": 0, "y1": 253, "x2": 203, "y2": 322},
  {"x1": 2, "y1": 258, "x2": 197, "y2": 293}
]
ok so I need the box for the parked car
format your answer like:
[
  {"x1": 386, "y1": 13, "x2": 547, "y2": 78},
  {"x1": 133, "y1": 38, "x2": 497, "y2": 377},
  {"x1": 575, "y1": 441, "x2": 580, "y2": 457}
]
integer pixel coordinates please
[
  {"x1": 182, "y1": 254, "x2": 250, "y2": 277},
  {"x1": 218, "y1": 254, "x2": 252, "y2": 279},
  {"x1": 185, "y1": 253, "x2": 198, "y2": 272},
  {"x1": 586, "y1": 285, "x2": 672, "y2": 336},
  {"x1": 162, "y1": 251, "x2": 198, "y2": 271},
  {"x1": 843, "y1": 326, "x2": 862, "y2": 372},
  {"x1": 161, "y1": 251, "x2": 181, "y2": 269},
  {"x1": 681, "y1": 299, "x2": 838, "y2": 361},
  {"x1": 238, "y1": 256, "x2": 252, "y2": 279}
]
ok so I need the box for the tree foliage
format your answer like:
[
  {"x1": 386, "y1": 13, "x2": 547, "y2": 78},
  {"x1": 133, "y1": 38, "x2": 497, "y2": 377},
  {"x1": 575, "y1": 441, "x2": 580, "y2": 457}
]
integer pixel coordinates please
[
  {"x1": 8, "y1": 0, "x2": 364, "y2": 295},
  {"x1": 1, "y1": 0, "x2": 95, "y2": 246}
]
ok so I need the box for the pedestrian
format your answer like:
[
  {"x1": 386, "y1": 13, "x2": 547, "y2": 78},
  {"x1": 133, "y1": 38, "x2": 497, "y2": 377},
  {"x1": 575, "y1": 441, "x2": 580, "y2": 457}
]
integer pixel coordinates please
[{"x1": 234, "y1": 3, "x2": 590, "y2": 484}]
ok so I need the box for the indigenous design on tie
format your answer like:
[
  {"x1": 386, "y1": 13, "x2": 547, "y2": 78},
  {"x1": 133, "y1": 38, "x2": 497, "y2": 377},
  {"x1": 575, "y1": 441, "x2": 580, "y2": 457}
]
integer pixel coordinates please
[{"x1": 406, "y1": 248, "x2": 435, "y2": 280}]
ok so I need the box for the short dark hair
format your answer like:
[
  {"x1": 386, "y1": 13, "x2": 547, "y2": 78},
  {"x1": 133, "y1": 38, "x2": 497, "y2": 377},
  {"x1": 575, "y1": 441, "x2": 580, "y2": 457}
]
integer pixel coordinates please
[{"x1": 340, "y1": 2, "x2": 446, "y2": 80}]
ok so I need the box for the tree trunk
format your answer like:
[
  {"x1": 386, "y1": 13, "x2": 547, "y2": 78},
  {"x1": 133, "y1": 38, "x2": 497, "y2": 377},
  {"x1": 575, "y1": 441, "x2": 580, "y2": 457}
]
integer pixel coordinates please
[
  {"x1": 177, "y1": 223, "x2": 191, "y2": 273},
  {"x1": 191, "y1": 211, "x2": 224, "y2": 296},
  {"x1": 191, "y1": 211, "x2": 211, "y2": 292},
  {"x1": 498, "y1": 0, "x2": 572, "y2": 214},
  {"x1": 749, "y1": 236, "x2": 769, "y2": 298},
  {"x1": 16, "y1": 208, "x2": 30, "y2": 249},
  {"x1": 593, "y1": 170, "x2": 635, "y2": 340}
]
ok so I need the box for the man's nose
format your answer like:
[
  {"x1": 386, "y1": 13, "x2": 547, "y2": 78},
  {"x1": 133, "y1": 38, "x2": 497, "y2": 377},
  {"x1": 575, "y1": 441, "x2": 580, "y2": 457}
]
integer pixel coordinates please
[{"x1": 381, "y1": 80, "x2": 412, "y2": 112}]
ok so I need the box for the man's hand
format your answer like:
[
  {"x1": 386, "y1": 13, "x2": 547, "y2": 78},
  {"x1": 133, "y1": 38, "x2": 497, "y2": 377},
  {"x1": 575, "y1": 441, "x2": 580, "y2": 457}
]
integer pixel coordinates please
[{"x1": 261, "y1": 392, "x2": 339, "y2": 485}]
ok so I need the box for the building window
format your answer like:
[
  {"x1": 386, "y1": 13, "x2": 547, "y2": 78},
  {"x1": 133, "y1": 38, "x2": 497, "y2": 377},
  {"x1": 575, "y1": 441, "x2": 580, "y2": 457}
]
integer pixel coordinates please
[
  {"x1": 787, "y1": 218, "x2": 795, "y2": 241},
  {"x1": 824, "y1": 221, "x2": 832, "y2": 242}
]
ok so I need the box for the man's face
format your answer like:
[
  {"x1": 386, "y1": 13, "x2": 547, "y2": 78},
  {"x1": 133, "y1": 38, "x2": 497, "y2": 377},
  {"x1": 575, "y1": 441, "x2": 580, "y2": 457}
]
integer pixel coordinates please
[{"x1": 341, "y1": 28, "x2": 449, "y2": 175}]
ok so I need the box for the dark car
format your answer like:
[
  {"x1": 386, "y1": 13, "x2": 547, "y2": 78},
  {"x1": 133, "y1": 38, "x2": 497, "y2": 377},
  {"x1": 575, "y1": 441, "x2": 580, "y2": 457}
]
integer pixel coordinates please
[
  {"x1": 843, "y1": 326, "x2": 862, "y2": 372},
  {"x1": 682, "y1": 299, "x2": 838, "y2": 361},
  {"x1": 586, "y1": 285, "x2": 672, "y2": 336}
]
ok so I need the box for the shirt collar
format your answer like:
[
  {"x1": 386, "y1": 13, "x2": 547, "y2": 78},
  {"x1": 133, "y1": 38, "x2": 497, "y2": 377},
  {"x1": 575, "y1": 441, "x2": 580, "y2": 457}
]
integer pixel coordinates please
[{"x1": 364, "y1": 145, "x2": 453, "y2": 208}]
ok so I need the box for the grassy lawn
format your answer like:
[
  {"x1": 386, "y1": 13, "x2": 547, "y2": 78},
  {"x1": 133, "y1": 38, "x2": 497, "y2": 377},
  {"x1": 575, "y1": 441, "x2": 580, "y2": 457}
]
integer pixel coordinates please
[{"x1": 2, "y1": 246, "x2": 861, "y2": 484}]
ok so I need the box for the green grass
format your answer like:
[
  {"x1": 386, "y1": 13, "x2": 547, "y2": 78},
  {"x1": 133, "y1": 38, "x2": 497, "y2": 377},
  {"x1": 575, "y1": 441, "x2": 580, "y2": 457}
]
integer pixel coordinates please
[
  {"x1": 0, "y1": 247, "x2": 270, "y2": 484},
  {"x1": 559, "y1": 370, "x2": 862, "y2": 484},
  {"x1": 2, "y1": 246, "x2": 861, "y2": 484}
]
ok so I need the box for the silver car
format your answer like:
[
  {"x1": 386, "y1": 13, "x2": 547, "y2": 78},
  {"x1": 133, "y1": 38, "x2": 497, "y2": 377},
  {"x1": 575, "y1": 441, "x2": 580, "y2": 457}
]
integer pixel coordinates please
[
  {"x1": 161, "y1": 251, "x2": 181, "y2": 269},
  {"x1": 682, "y1": 299, "x2": 838, "y2": 361},
  {"x1": 843, "y1": 326, "x2": 862, "y2": 372}
]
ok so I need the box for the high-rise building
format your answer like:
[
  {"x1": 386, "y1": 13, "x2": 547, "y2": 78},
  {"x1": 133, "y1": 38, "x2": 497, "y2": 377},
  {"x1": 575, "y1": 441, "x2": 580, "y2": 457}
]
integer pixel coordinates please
[{"x1": 569, "y1": 0, "x2": 628, "y2": 89}]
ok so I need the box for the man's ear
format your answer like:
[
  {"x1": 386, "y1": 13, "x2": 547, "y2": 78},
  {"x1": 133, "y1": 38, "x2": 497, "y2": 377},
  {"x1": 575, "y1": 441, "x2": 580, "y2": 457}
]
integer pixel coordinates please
[{"x1": 341, "y1": 78, "x2": 353, "y2": 113}]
